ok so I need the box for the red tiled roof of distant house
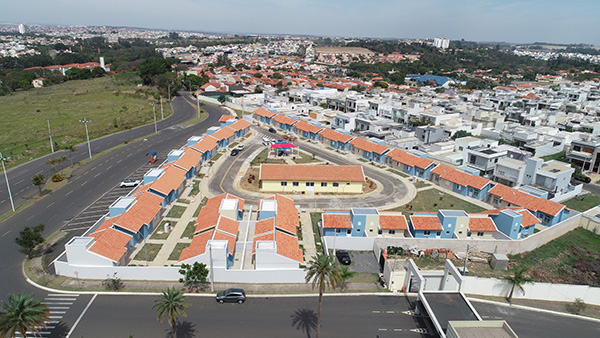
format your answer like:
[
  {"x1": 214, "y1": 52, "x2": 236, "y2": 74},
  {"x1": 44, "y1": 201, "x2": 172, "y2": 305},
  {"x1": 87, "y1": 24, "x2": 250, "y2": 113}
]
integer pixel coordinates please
[
  {"x1": 113, "y1": 192, "x2": 163, "y2": 234},
  {"x1": 410, "y1": 215, "x2": 443, "y2": 231},
  {"x1": 195, "y1": 193, "x2": 244, "y2": 234},
  {"x1": 275, "y1": 231, "x2": 303, "y2": 262},
  {"x1": 475, "y1": 207, "x2": 540, "y2": 227},
  {"x1": 379, "y1": 214, "x2": 408, "y2": 230},
  {"x1": 191, "y1": 136, "x2": 218, "y2": 154},
  {"x1": 209, "y1": 127, "x2": 235, "y2": 141},
  {"x1": 350, "y1": 137, "x2": 389, "y2": 155},
  {"x1": 387, "y1": 149, "x2": 435, "y2": 169},
  {"x1": 431, "y1": 164, "x2": 491, "y2": 190},
  {"x1": 173, "y1": 148, "x2": 203, "y2": 172},
  {"x1": 213, "y1": 230, "x2": 237, "y2": 255},
  {"x1": 319, "y1": 128, "x2": 353, "y2": 144},
  {"x1": 215, "y1": 216, "x2": 240, "y2": 238},
  {"x1": 254, "y1": 107, "x2": 277, "y2": 118},
  {"x1": 219, "y1": 115, "x2": 236, "y2": 122},
  {"x1": 273, "y1": 114, "x2": 298, "y2": 126},
  {"x1": 322, "y1": 213, "x2": 352, "y2": 229},
  {"x1": 294, "y1": 121, "x2": 323, "y2": 134},
  {"x1": 89, "y1": 228, "x2": 132, "y2": 262},
  {"x1": 260, "y1": 164, "x2": 365, "y2": 182},
  {"x1": 178, "y1": 230, "x2": 214, "y2": 261},
  {"x1": 229, "y1": 119, "x2": 251, "y2": 131},
  {"x1": 150, "y1": 166, "x2": 187, "y2": 196},
  {"x1": 487, "y1": 184, "x2": 565, "y2": 216},
  {"x1": 271, "y1": 194, "x2": 298, "y2": 235},
  {"x1": 468, "y1": 217, "x2": 498, "y2": 232}
]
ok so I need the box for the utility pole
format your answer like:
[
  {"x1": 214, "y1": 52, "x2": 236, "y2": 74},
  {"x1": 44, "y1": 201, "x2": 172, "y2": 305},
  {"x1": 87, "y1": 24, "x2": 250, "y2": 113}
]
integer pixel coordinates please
[
  {"x1": 0, "y1": 151, "x2": 15, "y2": 211},
  {"x1": 160, "y1": 96, "x2": 164, "y2": 119},
  {"x1": 196, "y1": 95, "x2": 200, "y2": 118},
  {"x1": 209, "y1": 243, "x2": 215, "y2": 292},
  {"x1": 149, "y1": 102, "x2": 157, "y2": 134},
  {"x1": 47, "y1": 118, "x2": 54, "y2": 153},
  {"x1": 79, "y1": 117, "x2": 92, "y2": 159},
  {"x1": 463, "y1": 244, "x2": 470, "y2": 276}
]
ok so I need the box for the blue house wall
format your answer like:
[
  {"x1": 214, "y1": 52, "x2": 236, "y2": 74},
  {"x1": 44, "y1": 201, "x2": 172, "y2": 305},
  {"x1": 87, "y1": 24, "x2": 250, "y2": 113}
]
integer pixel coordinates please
[
  {"x1": 259, "y1": 210, "x2": 276, "y2": 221},
  {"x1": 537, "y1": 208, "x2": 569, "y2": 226},
  {"x1": 492, "y1": 210, "x2": 522, "y2": 240},
  {"x1": 349, "y1": 213, "x2": 366, "y2": 237},
  {"x1": 437, "y1": 212, "x2": 458, "y2": 239}
]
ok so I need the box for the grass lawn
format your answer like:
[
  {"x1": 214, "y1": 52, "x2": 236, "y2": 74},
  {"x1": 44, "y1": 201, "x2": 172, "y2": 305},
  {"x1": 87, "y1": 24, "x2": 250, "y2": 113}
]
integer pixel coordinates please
[
  {"x1": 357, "y1": 158, "x2": 368, "y2": 163},
  {"x1": 387, "y1": 169, "x2": 409, "y2": 178},
  {"x1": 193, "y1": 197, "x2": 208, "y2": 217},
  {"x1": 563, "y1": 192, "x2": 600, "y2": 212},
  {"x1": 414, "y1": 181, "x2": 431, "y2": 189},
  {"x1": 177, "y1": 198, "x2": 190, "y2": 204},
  {"x1": 133, "y1": 243, "x2": 163, "y2": 262},
  {"x1": 211, "y1": 152, "x2": 223, "y2": 162},
  {"x1": 167, "y1": 205, "x2": 187, "y2": 218},
  {"x1": 150, "y1": 221, "x2": 173, "y2": 240},
  {"x1": 293, "y1": 151, "x2": 318, "y2": 164},
  {"x1": 0, "y1": 73, "x2": 171, "y2": 168},
  {"x1": 182, "y1": 221, "x2": 196, "y2": 239},
  {"x1": 168, "y1": 243, "x2": 190, "y2": 261},
  {"x1": 387, "y1": 188, "x2": 487, "y2": 217},
  {"x1": 310, "y1": 212, "x2": 324, "y2": 254},
  {"x1": 348, "y1": 272, "x2": 379, "y2": 283},
  {"x1": 250, "y1": 148, "x2": 269, "y2": 166},
  {"x1": 190, "y1": 180, "x2": 200, "y2": 196}
]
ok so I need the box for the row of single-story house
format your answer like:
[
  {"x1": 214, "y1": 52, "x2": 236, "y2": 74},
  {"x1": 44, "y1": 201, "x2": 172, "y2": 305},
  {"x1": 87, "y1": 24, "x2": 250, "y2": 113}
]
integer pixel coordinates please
[
  {"x1": 253, "y1": 108, "x2": 570, "y2": 227},
  {"x1": 58, "y1": 117, "x2": 251, "y2": 268}
]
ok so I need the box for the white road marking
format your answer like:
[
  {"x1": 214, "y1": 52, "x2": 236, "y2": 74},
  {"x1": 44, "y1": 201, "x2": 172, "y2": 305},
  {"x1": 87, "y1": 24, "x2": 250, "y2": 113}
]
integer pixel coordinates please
[
  {"x1": 16, "y1": 179, "x2": 24, "y2": 184},
  {"x1": 45, "y1": 298, "x2": 77, "y2": 301},
  {"x1": 66, "y1": 294, "x2": 97, "y2": 338},
  {"x1": 66, "y1": 190, "x2": 73, "y2": 196},
  {"x1": 27, "y1": 215, "x2": 34, "y2": 221},
  {"x1": 81, "y1": 181, "x2": 87, "y2": 186},
  {"x1": 2, "y1": 230, "x2": 11, "y2": 237},
  {"x1": 46, "y1": 202, "x2": 55, "y2": 208},
  {"x1": 94, "y1": 173, "x2": 101, "y2": 178}
]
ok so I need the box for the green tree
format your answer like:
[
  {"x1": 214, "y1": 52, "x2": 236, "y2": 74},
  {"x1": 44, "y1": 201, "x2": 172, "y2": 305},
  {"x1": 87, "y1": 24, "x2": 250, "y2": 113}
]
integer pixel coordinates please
[
  {"x1": 139, "y1": 57, "x2": 172, "y2": 85},
  {"x1": 373, "y1": 81, "x2": 388, "y2": 88},
  {"x1": 91, "y1": 66, "x2": 106, "y2": 78},
  {"x1": 503, "y1": 266, "x2": 534, "y2": 302},
  {"x1": 178, "y1": 262, "x2": 209, "y2": 292},
  {"x1": 305, "y1": 253, "x2": 342, "y2": 338},
  {"x1": 31, "y1": 173, "x2": 45, "y2": 195},
  {"x1": 338, "y1": 265, "x2": 355, "y2": 291},
  {"x1": 451, "y1": 130, "x2": 473, "y2": 140},
  {"x1": 63, "y1": 145, "x2": 77, "y2": 167},
  {"x1": 14, "y1": 224, "x2": 45, "y2": 258},
  {"x1": 153, "y1": 287, "x2": 189, "y2": 338},
  {"x1": 217, "y1": 95, "x2": 226, "y2": 104},
  {"x1": 253, "y1": 72, "x2": 263, "y2": 78},
  {"x1": 272, "y1": 72, "x2": 283, "y2": 79},
  {"x1": 0, "y1": 293, "x2": 50, "y2": 338}
]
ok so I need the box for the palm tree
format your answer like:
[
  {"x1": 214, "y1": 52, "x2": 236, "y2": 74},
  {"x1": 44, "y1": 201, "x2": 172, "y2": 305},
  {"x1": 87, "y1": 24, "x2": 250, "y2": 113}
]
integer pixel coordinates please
[
  {"x1": 153, "y1": 287, "x2": 189, "y2": 337},
  {"x1": 503, "y1": 266, "x2": 534, "y2": 303},
  {"x1": 305, "y1": 253, "x2": 342, "y2": 338},
  {"x1": 31, "y1": 174, "x2": 45, "y2": 195},
  {"x1": 63, "y1": 145, "x2": 77, "y2": 167},
  {"x1": 338, "y1": 265, "x2": 355, "y2": 291},
  {"x1": 0, "y1": 293, "x2": 50, "y2": 338}
]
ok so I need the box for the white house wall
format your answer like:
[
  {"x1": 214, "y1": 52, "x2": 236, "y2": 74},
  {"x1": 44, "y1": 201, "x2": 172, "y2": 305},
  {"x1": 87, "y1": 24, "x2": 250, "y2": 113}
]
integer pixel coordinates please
[
  {"x1": 65, "y1": 244, "x2": 114, "y2": 267},
  {"x1": 255, "y1": 250, "x2": 300, "y2": 270}
]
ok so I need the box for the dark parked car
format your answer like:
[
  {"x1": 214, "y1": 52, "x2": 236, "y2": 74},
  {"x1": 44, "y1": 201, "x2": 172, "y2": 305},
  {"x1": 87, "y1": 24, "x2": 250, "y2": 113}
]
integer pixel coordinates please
[
  {"x1": 216, "y1": 288, "x2": 246, "y2": 304},
  {"x1": 268, "y1": 127, "x2": 277, "y2": 133},
  {"x1": 335, "y1": 250, "x2": 351, "y2": 265},
  {"x1": 574, "y1": 175, "x2": 592, "y2": 183},
  {"x1": 230, "y1": 148, "x2": 240, "y2": 156}
]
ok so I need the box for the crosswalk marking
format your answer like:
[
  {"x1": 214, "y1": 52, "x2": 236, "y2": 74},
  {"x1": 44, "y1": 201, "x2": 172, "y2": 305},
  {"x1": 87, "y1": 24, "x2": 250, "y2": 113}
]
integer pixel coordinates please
[{"x1": 17, "y1": 293, "x2": 82, "y2": 338}]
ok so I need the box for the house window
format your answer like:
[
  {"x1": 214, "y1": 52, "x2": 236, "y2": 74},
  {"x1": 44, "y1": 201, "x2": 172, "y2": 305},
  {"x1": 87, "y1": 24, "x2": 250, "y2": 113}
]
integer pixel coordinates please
[
  {"x1": 493, "y1": 197, "x2": 500, "y2": 204},
  {"x1": 346, "y1": 182, "x2": 350, "y2": 185},
  {"x1": 467, "y1": 232, "x2": 472, "y2": 237},
  {"x1": 459, "y1": 231, "x2": 462, "y2": 234},
  {"x1": 306, "y1": 182, "x2": 314, "y2": 187},
  {"x1": 281, "y1": 181, "x2": 287, "y2": 186},
  {"x1": 446, "y1": 181, "x2": 450, "y2": 186},
  {"x1": 333, "y1": 183, "x2": 339, "y2": 187},
  {"x1": 369, "y1": 229, "x2": 373, "y2": 232},
  {"x1": 378, "y1": 229, "x2": 383, "y2": 235},
  {"x1": 321, "y1": 182, "x2": 328, "y2": 187},
  {"x1": 347, "y1": 229, "x2": 351, "y2": 234},
  {"x1": 436, "y1": 231, "x2": 441, "y2": 236},
  {"x1": 542, "y1": 214, "x2": 551, "y2": 224},
  {"x1": 293, "y1": 182, "x2": 299, "y2": 187},
  {"x1": 388, "y1": 230, "x2": 396, "y2": 235},
  {"x1": 335, "y1": 229, "x2": 341, "y2": 233},
  {"x1": 477, "y1": 232, "x2": 484, "y2": 237},
  {"x1": 424, "y1": 231, "x2": 431, "y2": 236},
  {"x1": 472, "y1": 190, "x2": 479, "y2": 197}
]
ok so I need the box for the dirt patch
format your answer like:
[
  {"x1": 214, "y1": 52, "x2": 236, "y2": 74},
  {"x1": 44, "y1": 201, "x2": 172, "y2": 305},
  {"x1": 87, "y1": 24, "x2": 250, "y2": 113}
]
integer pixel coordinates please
[
  {"x1": 240, "y1": 168, "x2": 260, "y2": 192},
  {"x1": 363, "y1": 177, "x2": 377, "y2": 193}
]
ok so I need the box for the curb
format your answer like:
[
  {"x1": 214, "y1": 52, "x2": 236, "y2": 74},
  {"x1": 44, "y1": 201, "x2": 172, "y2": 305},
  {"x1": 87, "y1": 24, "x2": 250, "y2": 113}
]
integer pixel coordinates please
[{"x1": 467, "y1": 297, "x2": 600, "y2": 323}]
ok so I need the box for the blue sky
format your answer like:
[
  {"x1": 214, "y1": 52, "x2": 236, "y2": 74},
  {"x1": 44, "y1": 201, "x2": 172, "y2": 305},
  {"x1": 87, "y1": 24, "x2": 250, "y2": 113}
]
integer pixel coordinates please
[{"x1": 2, "y1": 0, "x2": 599, "y2": 45}]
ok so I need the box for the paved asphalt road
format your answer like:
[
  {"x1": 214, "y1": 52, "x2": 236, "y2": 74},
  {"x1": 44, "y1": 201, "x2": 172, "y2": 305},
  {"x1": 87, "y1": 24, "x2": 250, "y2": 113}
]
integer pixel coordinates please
[
  {"x1": 210, "y1": 125, "x2": 408, "y2": 207},
  {"x1": 0, "y1": 92, "x2": 226, "y2": 298},
  {"x1": 0, "y1": 91, "x2": 197, "y2": 217}
]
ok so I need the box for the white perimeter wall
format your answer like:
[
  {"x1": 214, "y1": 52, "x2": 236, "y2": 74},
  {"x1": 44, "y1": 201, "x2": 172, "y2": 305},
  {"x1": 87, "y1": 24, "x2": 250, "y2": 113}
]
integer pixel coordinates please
[
  {"x1": 462, "y1": 276, "x2": 600, "y2": 306},
  {"x1": 323, "y1": 236, "x2": 375, "y2": 252},
  {"x1": 54, "y1": 261, "x2": 306, "y2": 283}
]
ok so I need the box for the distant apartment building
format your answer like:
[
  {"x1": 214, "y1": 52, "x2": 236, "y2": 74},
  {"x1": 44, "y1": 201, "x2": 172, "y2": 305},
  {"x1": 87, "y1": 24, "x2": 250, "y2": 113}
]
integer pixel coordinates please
[{"x1": 567, "y1": 135, "x2": 600, "y2": 173}]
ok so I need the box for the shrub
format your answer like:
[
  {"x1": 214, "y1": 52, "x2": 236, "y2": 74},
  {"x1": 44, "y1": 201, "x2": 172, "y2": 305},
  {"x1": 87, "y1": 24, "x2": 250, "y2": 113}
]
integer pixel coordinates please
[{"x1": 51, "y1": 173, "x2": 64, "y2": 182}]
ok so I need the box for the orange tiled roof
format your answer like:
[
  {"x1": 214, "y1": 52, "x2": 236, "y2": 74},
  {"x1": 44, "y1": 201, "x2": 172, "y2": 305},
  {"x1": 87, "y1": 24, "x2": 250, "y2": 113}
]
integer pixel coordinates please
[
  {"x1": 431, "y1": 164, "x2": 491, "y2": 190},
  {"x1": 253, "y1": 232, "x2": 274, "y2": 253},
  {"x1": 192, "y1": 136, "x2": 218, "y2": 154},
  {"x1": 209, "y1": 126, "x2": 235, "y2": 141},
  {"x1": 213, "y1": 230, "x2": 236, "y2": 255},
  {"x1": 195, "y1": 193, "x2": 244, "y2": 234},
  {"x1": 294, "y1": 120, "x2": 323, "y2": 134},
  {"x1": 387, "y1": 149, "x2": 435, "y2": 170},
  {"x1": 173, "y1": 148, "x2": 203, "y2": 171},
  {"x1": 178, "y1": 230, "x2": 214, "y2": 261},
  {"x1": 379, "y1": 214, "x2": 408, "y2": 230},
  {"x1": 262, "y1": 194, "x2": 299, "y2": 235},
  {"x1": 275, "y1": 231, "x2": 303, "y2": 262},
  {"x1": 255, "y1": 218, "x2": 275, "y2": 236},
  {"x1": 219, "y1": 115, "x2": 236, "y2": 122},
  {"x1": 410, "y1": 215, "x2": 443, "y2": 231},
  {"x1": 113, "y1": 192, "x2": 163, "y2": 234},
  {"x1": 216, "y1": 216, "x2": 239, "y2": 237},
  {"x1": 319, "y1": 128, "x2": 353, "y2": 143},
  {"x1": 229, "y1": 119, "x2": 251, "y2": 131},
  {"x1": 89, "y1": 228, "x2": 132, "y2": 262},
  {"x1": 350, "y1": 137, "x2": 389, "y2": 155},
  {"x1": 254, "y1": 107, "x2": 277, "y2": 118},
  {"x1": 487, "y1": 184, "x2": 565, "y2": 216},
  {"x1": 150, "y1": 166, "x2": 187, "y2": 196},
  {"x1": 322, "y1": 213, "x2": 352, "y2": 229},
  {"x1": 468, "y1": 217, "x2": 497, "y2": 232},
  {"x1": 273, "y1": 114, "x2": 298, "y2": 126},
  {"x1": 260, "y1": 164, "x2": 365, "y2": 182},
  {"x1": 475, "y1": 207, "x2": 540, "y2": 227}
]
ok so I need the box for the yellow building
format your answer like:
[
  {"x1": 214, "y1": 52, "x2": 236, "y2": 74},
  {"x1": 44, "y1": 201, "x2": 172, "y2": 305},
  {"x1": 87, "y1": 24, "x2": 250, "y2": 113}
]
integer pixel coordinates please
[{"x1": 259, "y1": 164, "x2": 365, "y2": 194}]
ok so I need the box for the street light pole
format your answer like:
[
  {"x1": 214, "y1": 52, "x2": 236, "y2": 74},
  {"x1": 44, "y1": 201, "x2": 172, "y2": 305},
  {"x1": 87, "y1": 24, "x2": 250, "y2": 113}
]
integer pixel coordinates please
[
  {"x1": 47, "y1": 118, "x2": 54, "y2": 153},
  {"x1": 79, "y1": 117, "x2": 92, "y2": 159},
  {"x1": 209, "y1": 243, "x2": 215, "y2": 292},
  {"x1": 196, "y1": 95, "x2": 200, "y2": 118},
  {"x1": 149, "y1": 103, "x2": 157, "y2": 134},
  {"x1": 160, "y1": 96, "x2": 164, "y2": 119},
  {"x1": 463, "y1": 244, "x2": 470, "y2": 276},
  {"x1": 0, "y1": 151, "x2": 15, "y2": 211}
]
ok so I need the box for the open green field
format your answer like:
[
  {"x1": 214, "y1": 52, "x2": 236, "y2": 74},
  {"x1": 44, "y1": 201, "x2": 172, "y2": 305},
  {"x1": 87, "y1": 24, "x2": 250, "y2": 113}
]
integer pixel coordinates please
[
  {"x1": 0, "y1": 72, "x2": 171, "y2": 168},
  {"x1": 388, "y1": 188, "x2": 487, "y2": 217},
  {"x1": 563, "y1": 192, "x2": 600, "y2": 212}
]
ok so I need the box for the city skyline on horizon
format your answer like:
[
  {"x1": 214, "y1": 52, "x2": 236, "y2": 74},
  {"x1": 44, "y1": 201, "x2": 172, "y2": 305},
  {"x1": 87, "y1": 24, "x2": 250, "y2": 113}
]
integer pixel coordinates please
[{"x1": 1, "y1": 0, "x2": 599, "y2": 46}]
